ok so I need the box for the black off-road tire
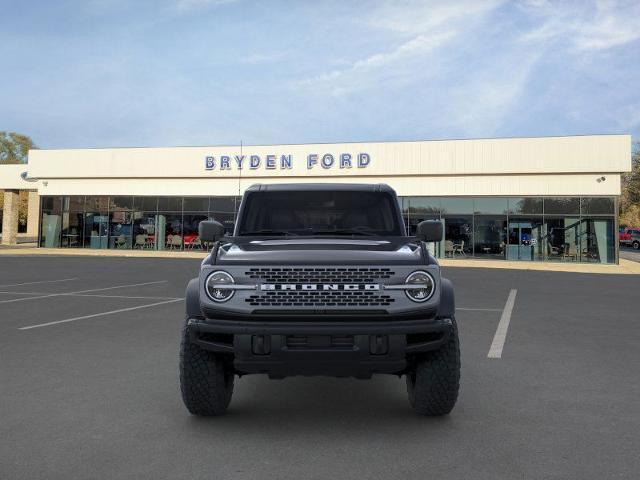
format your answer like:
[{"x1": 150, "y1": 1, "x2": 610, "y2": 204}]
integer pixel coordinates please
[
  {"x1": 406, "y1": 317, "x2": 460, "y2": 416},
  {"x1": 633, "y1": 241, "x2": 640, "y2": 250},
  {"x1": 180, "y1": 320, "x2": 234, "y2": 416}
]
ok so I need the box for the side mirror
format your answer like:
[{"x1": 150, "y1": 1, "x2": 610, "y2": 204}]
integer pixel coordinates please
[
  {"x1": 199, "y1": 220, "x2": 226, "y2": 242},
  {"x1": 416, "y1": 220, "x2": 443, "y2": 242}
]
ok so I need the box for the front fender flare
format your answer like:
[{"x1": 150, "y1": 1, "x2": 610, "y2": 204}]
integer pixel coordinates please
[
  {"x1": 185, "y1": 278, "x2": 203, "y2": 319},
  {"x1": 436, "y1": 277, "x2": 455, "y2": 319}
]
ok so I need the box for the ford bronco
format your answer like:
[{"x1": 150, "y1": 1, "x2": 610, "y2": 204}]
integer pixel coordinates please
[{"x1": 180, "y1": 183, "x2": 460, "y2": 416}]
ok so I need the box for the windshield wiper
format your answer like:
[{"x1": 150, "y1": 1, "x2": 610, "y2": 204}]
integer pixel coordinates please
[
  {"x1": 311, "y1": 229, "x2": 376, "y2": 236},
  {"x1": 239, "y1": 229, "x2": 300, "y2": 236}
]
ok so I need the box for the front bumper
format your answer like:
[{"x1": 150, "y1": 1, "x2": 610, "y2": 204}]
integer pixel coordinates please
[{"x1": 187, "y1": 317, "x2": 453, "y2": 378}]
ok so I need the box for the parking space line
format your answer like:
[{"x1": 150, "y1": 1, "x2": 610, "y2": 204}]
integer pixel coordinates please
[
  {"x1": 0, "y1": 278, "x2": 79, "y2": 288},
  {"x1": 457, "y1": 307, "x2": 502, "y2": 312},
  {"x1": 0, "y1": 280, "x2": 168, "y2": 305},
  {"x1": 487, "y1": 289, "x2": 518, "y2": 359},
  {"x1": 64, "y1": 293, "x2": 183, "y2": 300},
  {"x1": 0, "y1": 290, "x2": 181, "y2": 300},
  {"x1": 0, "y1": 291, "x2": 42, "y2": 296},
  {"x1": 18, "y1": 299, "x2": 183, "y2": 330}
]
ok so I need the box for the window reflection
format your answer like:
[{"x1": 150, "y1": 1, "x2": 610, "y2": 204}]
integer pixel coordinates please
[
  {"x1": 443, "y1": 216, "x2": 472, "y2": 257},
  {"x1": 474, "y1": 217, "x2": 507, "y2": 258},
  {"x1": 38, "y1": 195, "x2": 616, "y2": 264},
  {"x1": 133, "y1": 212, "x2": 157, "y2": 249},
  {"x1": 109, "y1": 211, "x2": 132, "y2": 249}
]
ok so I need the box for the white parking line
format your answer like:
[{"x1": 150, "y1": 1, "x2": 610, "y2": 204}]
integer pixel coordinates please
[
  {"x1": 19, "y1": 299, "x2": 183, "y2": 330},
  {"x1": 0, "y1": 290, "x2": 181, "y2": 300},
  {"x1": 488, "y1": 289, "x2": 518, "y2": 359},
  {"x1": 457, "y1": 307, "x2": 502, "y2": 312},
  {"x1": 0, "y1": 278, "x2": 79, "y2": 288},
  {"x1": 0, "y1": 280, "x2": 168, "y2": 305}
]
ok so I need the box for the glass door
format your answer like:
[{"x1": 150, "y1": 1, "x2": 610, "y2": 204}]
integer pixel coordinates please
[
  {"x1": 508, "y1": 221, "x2": 539, "y2": 261},
  {"x1": 85, "y1": 214, "x2": 109, "y2": 249}
]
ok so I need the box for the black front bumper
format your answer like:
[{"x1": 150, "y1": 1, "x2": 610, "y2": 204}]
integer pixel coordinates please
[{"x1": 187, "y1": 317, "x2": 453, "y2": 378}]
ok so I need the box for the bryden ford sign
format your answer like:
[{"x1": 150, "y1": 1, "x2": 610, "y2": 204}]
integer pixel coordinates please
[{"x1": 205, "y1": 153, "x2": 371, "y2": 171}]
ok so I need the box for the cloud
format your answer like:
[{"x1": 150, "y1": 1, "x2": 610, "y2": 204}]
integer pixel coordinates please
[
  {"x1": 239, "y1": 51, "x2": 289, "y2": 65},
  {"x1": 172, "y1": 0, "x2": 238, "y2": 11},
  {"x1": 440, "y1": 51, "x2": 542, "y2": 136},
  {"x1": 368, "y1": 0, "x2": 505, "y2": 35},
  {"x1": 519, "y1": 0, "x2": 640, "y2": 51},
  {"x1": 297, "y1": 0, "x2": 505, "y2": 96},
  {"x1": 297, "y1": 31, "x2": 455, "y2": 95}
]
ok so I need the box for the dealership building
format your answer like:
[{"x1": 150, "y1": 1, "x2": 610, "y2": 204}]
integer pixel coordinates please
[{"x1": 0, "y1": 134, "x2": 632, "y2": 263}]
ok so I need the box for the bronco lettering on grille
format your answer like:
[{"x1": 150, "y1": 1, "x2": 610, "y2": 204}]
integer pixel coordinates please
[{"x1": 260, "y1": 284, "x2": 380, "y2": 291}]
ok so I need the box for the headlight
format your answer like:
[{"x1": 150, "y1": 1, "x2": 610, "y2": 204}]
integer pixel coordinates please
[
  {"x1": 205, "y1": 271, "x2": 235, "y2": 302},
  {"x1": 404, "y1": 271, "x2": 435, "y2": 302}
]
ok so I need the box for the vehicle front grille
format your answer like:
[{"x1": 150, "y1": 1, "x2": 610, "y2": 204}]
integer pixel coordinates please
[
  {"x1": 245, "y1": 267, "x2": 394, "y2": 284},
  {"x1": 246, "y1": 291, "x2": 395, "y2": 307}
]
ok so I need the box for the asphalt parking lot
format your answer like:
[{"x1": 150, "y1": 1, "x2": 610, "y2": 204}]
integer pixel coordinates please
[
  {"x1": 620, "y1": 245, "x2": 640, "y2": 263},
  {"x1": 1, "y1": 256, "x2": 639, "y2": 480}
]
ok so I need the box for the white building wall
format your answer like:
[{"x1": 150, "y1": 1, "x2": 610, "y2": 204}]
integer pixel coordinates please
[
  {"x1": 36, "y1": 173, "x2": 621, "y2": 197},
  {"x1": 0, "y1": 134, "x2": 631, "y2": 197}
]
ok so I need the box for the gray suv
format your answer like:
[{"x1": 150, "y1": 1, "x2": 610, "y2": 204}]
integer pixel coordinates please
[{"x1": 180, "y1": 183, "x2": 460, "y2": 416}]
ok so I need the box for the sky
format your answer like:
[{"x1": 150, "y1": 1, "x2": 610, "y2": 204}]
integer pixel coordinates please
[{"x1": 1, "y1": 0, "x2": 639, "y2": 149}]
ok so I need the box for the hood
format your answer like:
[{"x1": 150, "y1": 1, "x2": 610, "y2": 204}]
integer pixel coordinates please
[{"x1": 215, "y1": 237, "x2": 426, "y2": 266}]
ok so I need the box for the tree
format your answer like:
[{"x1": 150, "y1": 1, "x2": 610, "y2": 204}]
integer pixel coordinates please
[
  {"x1": 0, "y1": 131, "x2": 36, "y2": 164},
  {"x1": 620, "y1": 142, "x2": 640, "y2": 227}
]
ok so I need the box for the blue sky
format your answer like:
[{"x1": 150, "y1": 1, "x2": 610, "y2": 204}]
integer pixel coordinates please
[{"x1": 1, "y1": 0, "x2": 639, "y2": 149}]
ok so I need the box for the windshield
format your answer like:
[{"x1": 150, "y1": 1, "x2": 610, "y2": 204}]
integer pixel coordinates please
[{"x1": 237, "y1": 190, "x2": 404, "y2": 236}]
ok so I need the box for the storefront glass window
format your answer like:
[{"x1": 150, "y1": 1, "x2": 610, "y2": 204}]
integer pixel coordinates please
[
  {"x1": 543, "y1": 217, "x2": 581, "y2": 261},
  {"x1": 544, "y1": 197, "x2": 580, "y2": 215},
  {"x1": 508, "y1": 198, "x2": 543, "y2": 215},
  {"x1": 158, "y1": 197, "x2": 183, "y2": 212},
  {"x1": 473, "y1": 217, "x2": 507, "y2": 259},
  {"x1": 133, "y1": 196, "x2": 158, "y2": 211},
  {"x1": 183, "y1": 197, "x2": 209, "y2": 212},
  {"x1": 61, "y1": 196, "x2": 84, "y2": 248},
  {"x1": 110, "y1": 196, "x2": 133, "y2": 211},
  {"x1": 40, "y1": 196, "x2": 63, "y2": 247},
  {"x1": 209, "y1": 196, "x2": 238, "y2": 214},
  {"x1": 579, "y1": 218, "x2": 614, "y2": 263},
  {"x1": 109, "y1": 211, "x2": 133, "y2": 249},
  {"x1": 132, "y1": 212, "x2": 157, "y2": 249},
  {"x1": 443, "y1": 216, "x2": 473, "y2": 257},
  {"x1": 580, "y1": 197, "x2": 615, "y2": 215},
  {"x1": 473, "y1": 198, "x2": 508, "y2": 215},
  {"x1": 440, "y1": 198, "x2": 473, "y2": 215},
  {"x1": 156, "y1": 213, "x2": 183, "y2": 250},
  {"x1": 37, "y1": 195, "x2": 616, "y2": 264}
]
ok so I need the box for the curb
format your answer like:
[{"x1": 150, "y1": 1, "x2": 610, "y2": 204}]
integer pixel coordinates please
[{"x1": 0, "y1": 247, "x2": 638, "y2": 274}]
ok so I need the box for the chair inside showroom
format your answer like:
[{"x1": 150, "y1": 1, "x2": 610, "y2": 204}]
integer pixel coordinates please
[
  {"x1": 562, "y1": 243, "x2": 577, "y2": 261},
  {"x1": 452, "y1": 240, "x2": 466, "y2": 256},
  {"x1": 189, "y1": 237, "x2": 202, "y2": 250},
  {"x1": 444, "y1": 240, "x2": 454, "y2": 257},
  {"x1": 547, "y1": 241, "x2": 561, "y2": 258},
  {"x1": 115, "y1": 235, "x2": 127, "y2": 249},
  {"x1": 170, "y1": 235, "x2": 183, "y2": 250},
  {"x1": 134, "y1": 234, "x2": 147, "y2": 249}
]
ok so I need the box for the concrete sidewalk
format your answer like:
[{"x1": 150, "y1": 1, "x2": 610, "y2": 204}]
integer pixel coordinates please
[{"x1": 0, "y1": 246, "x2": 639, "y2": 274}]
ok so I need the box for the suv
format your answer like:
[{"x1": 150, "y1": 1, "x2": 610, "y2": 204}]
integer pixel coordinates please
[
  {"x1": 180, "y1": 184, "x2": 460, "y2": 416},
  {"x1": 620, "y1": 227, "x2": 640, "y2": 249}
]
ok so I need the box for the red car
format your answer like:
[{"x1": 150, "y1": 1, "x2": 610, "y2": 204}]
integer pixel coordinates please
[{"x1": 620, "y1": 227, "x2": 640, "y2": 249}]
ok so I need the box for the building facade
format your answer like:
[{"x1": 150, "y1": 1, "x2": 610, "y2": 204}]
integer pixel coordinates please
[{"x1": 0, "y1": 135, "x2": 632, "y2": 263}]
